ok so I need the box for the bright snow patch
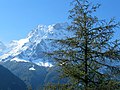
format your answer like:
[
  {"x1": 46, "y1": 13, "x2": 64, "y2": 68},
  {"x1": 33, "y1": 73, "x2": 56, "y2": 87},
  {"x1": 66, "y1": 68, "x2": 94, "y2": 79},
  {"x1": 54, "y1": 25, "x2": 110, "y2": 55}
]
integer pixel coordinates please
[
  {"x1": 36, "y1": 61, "x2": 53, "y2": 67},
  {"x1": 10, "y1": 57, "x2": 29, "y2": 63},
  {"x1": 29, "y1": 65, "x2": 36, "y2": 71},
  {"x1": 0, "y1": 53, "x2": 10, "y2": 60},
  {"x1": 18, "y1": 38, "x2": 29, "y2": 46}
]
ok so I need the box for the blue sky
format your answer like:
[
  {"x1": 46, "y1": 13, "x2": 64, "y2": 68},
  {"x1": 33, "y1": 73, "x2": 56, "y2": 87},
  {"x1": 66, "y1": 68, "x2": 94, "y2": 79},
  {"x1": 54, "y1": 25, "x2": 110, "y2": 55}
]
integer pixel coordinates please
[{"x1": 0, "y1": 0, "x2": 120, "y2": 43}]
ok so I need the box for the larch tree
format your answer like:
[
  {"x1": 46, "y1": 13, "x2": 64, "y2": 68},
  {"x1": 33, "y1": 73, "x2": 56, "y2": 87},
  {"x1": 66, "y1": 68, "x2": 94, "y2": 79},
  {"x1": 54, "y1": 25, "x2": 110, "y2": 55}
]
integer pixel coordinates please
[{"x1": 47, "y1": 0, "x2": 120, "y2": 90}]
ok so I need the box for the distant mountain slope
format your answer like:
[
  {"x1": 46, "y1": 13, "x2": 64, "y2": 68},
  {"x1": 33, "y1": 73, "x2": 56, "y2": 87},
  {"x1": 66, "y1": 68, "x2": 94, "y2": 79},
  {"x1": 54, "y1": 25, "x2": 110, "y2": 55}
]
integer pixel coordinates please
[
  {"x1": 2, "y1": 61, "x2": 48, "y2": 90},
  {"x1": 0, "y1": 65, "x2": 27, "y2": 90}
]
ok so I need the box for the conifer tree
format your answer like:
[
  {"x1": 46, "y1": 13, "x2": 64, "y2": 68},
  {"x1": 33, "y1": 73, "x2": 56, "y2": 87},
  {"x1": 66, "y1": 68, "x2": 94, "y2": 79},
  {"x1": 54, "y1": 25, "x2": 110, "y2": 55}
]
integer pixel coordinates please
[{"x1": 47, "y1": 0, "x2": 120, "y2": 90}]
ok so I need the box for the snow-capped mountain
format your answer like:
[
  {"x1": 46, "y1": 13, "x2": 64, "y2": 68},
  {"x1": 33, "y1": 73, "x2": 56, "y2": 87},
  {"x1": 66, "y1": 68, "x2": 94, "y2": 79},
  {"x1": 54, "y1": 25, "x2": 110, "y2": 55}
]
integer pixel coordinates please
[
  {"x1": 0, "y1": 23, "x2": 70, "y2": 89},
  {"x1": 0, "y1": 22, "x2": 71, "y2": 67}
]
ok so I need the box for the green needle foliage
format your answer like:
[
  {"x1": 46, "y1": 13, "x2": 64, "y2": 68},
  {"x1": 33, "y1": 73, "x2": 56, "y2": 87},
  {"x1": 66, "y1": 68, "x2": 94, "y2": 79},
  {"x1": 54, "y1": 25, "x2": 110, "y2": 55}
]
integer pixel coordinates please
[{"x1": 46, "y1": 0, "x2": 120, "y2": 90}]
